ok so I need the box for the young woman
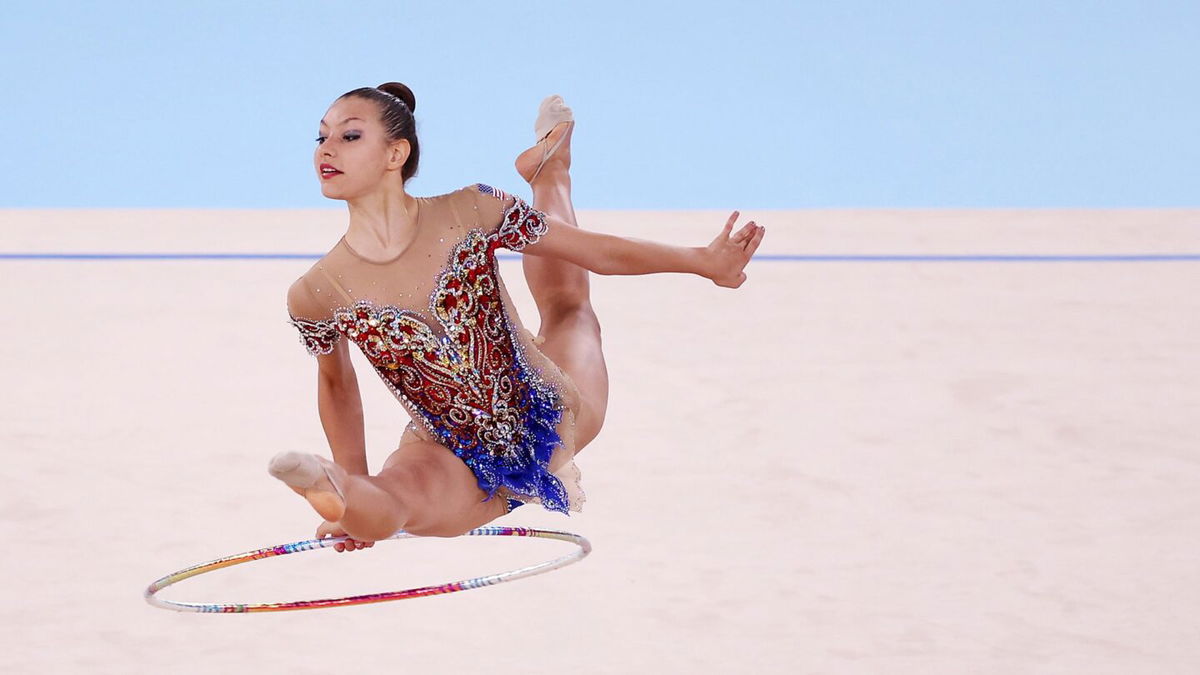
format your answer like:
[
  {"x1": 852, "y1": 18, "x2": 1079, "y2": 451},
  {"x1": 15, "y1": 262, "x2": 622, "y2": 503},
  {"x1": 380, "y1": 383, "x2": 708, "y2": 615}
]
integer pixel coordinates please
[{"x1": 271, "y1": 82, "x2": 764, "y2": 552}]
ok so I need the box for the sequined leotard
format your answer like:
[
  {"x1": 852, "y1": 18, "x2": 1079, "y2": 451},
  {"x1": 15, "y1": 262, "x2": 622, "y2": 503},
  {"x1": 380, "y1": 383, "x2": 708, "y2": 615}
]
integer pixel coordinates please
[{"x1": 286, "y1": 184, "x2": 584, "y2": 514}]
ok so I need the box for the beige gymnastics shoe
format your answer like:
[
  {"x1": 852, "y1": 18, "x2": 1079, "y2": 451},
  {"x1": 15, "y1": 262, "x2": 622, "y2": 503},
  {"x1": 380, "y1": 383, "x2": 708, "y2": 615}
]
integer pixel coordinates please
[
  {"x1": 523, "y1": 94, "x2": 575, "y2": 184},
  {"x1": 268, "y1": 451, "x2": 347, "y2": 523}
]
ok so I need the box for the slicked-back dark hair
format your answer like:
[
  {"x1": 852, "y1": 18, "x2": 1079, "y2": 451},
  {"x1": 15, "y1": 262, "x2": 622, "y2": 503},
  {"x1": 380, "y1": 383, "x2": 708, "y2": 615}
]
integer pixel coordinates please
[{"x1": 338, "y1": 82, "x2": 420, "y2": 182}]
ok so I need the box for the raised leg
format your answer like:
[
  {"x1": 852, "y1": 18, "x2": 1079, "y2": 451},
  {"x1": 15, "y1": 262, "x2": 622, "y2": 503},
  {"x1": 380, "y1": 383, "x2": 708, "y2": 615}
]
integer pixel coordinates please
[{"x1": 514, "y1": 121, "x2": 609, "y2": 451}]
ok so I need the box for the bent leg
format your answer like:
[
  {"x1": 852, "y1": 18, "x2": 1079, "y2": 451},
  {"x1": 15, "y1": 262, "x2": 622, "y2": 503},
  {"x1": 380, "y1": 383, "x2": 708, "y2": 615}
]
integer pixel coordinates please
[
  {"x1": 525, "y1": 172, "x2": 589, "y2": 314},
  {"x1": 337, "y1": 440, "x2": 508, "y2": 541},
  {"x1": 525, "y1": 163, "x2": 609, "y2": 451}
]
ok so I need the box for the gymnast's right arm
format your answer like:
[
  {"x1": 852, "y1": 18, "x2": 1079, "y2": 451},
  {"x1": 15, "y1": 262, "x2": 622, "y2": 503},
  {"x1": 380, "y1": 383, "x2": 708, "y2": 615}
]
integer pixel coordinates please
[{"x1": 287, "y1": 280, "x2": 370, "y2": 476}]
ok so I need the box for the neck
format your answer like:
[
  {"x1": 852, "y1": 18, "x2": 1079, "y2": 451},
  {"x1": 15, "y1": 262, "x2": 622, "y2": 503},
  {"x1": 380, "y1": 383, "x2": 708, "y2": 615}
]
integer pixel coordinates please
[{"x1": 344, "y1": 184, "x2": 419, "y2": 249}]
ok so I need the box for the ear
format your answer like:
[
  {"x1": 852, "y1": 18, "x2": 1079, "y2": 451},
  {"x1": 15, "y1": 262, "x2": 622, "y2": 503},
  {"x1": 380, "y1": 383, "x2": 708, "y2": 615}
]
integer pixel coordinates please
[{"x1": 388, "y1": 139, "x2": 411, "y2": 170}]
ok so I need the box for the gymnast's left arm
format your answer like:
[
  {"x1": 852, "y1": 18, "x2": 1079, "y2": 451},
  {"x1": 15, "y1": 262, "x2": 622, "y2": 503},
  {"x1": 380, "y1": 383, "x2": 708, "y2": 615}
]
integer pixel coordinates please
[{"x1": 524, "y1": 210, "x2": 765, "y2": 288}]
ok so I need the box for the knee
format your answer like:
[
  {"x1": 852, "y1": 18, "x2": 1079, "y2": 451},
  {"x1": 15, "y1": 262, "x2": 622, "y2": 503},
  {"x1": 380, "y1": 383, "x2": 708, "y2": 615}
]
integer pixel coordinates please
[
  {"x1": 378, "y1": 451, "x2": 441, "y2": 506},
  {"x1": 534, "y1": 274, "x2": 592, "y2": 314},
  {"x1": 540, "y1": 301, "x2": 601, "y2": 337}
]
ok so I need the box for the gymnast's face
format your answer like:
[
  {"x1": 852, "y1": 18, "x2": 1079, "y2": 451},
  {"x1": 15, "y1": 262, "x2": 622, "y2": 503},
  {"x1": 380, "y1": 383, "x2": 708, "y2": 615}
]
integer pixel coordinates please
[{"x1": 314, "y1": 97, "x2": 410, "y2": 201}]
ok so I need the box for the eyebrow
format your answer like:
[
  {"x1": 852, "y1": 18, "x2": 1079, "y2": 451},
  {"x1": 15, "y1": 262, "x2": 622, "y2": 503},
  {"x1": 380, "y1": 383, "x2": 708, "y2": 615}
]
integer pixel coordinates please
[{"x1": 318, "y1": 116, "x2": 364, "y2": 127}]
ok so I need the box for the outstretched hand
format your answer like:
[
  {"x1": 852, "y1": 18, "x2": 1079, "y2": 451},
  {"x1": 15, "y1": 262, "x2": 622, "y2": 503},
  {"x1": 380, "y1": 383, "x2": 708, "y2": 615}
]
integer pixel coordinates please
[
  {"x1": 316, "y1": 519, "x2": 375, "y2": 553},
  {"x1": 704, "y1": 211, "x2": 764, "y2": 288}
]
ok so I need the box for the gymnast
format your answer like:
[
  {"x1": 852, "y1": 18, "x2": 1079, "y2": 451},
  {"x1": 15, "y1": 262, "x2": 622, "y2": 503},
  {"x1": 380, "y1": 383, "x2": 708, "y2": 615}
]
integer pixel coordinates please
[{"x1": 271, "y1": 83, "x2": 764, "y2": 552}]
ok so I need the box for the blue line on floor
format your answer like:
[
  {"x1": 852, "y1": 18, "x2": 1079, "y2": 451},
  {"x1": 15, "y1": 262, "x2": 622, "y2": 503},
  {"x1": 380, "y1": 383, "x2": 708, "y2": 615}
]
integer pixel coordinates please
[{"x1": 1, "y1": 252, "x2": 1199, "y2": 262}]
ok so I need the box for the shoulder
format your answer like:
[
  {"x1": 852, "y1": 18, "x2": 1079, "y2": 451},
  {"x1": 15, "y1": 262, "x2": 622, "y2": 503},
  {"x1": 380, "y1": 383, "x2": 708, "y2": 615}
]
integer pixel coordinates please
[
  {"x1": 286, "y1": 276, "x2": 341, "y2": 356},
  {"x1": 287, "y1": 242, "x2": 350, "y2": 319},
  {"x1": 465, "y1": 183, "x2": 528, "y2": 227},
  {"x1": 474, "y1": 186, "x2": 550, "y2": 252},
  {"x1": 287, "y1": 272, "x2": 328, "y2": 321},
  {"x1": 469, "y1": 182, "x2": 514, "y2": 203},
  {"x1": 286, "y1": 276, "x2": 313, "y2": 316},
  {"x1": 468, "y1": 182, "x2": 528, "y2": 208}
]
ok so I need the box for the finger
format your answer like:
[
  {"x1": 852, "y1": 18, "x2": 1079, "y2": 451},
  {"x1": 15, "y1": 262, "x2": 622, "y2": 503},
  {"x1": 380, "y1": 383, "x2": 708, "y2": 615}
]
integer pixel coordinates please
[
  {"x1": 744, "y1": 225, "x2": 765, "y2": 257},
  {"x1": 739, "y1": 223, "x2": 759, "y2": 251},
  {"x1": 731, "y1": 222, "x2": 755, "y2": 244},
  {"x1": 721, "y1": 211, "x2": 738, "y2": 238}
]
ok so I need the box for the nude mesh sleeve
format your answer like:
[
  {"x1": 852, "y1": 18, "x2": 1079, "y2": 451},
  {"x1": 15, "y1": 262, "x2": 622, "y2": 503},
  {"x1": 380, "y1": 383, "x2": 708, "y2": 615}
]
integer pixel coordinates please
[
  {"x1": 288, "y1": 316, "x2": 340, "y2": 356},
  {"x1": 286, "y1": 278, "x2": 340, "y2": 356},
  {"x1": 474, "y1": 183, "x2": 550, "y2": 252}
]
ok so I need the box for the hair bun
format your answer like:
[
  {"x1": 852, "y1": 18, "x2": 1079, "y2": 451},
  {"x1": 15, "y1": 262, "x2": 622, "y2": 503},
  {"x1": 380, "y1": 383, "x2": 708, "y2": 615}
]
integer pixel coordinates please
[{"x1": 376, "y1": 82, "x2": 416, "y2": 112}]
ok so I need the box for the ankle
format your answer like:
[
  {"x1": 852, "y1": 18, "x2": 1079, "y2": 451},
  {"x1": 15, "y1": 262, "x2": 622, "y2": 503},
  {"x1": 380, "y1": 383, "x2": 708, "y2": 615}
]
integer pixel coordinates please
[{"x1": 530, "y1": 170, "x2": 571, "y2": 192}]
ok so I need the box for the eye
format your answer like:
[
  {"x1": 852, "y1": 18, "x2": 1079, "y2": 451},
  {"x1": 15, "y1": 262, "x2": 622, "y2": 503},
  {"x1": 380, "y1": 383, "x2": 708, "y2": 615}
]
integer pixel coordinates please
[{"x1": 314, "y1": 133, "x2": 359, "y2": 144}]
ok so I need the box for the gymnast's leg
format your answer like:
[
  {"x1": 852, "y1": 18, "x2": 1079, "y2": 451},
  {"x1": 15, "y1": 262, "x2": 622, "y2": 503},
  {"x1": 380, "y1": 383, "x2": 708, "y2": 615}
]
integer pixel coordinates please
[
  {"x1": 514, "y1": 108, "x2": 609, "y2": 452},
  {"x1": 271, "y1": 442, "x2": 510, "y2": 541}
]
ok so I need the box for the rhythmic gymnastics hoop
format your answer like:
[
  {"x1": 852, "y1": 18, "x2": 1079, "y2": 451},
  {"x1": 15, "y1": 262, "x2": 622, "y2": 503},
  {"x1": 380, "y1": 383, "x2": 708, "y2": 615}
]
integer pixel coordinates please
[{"x1": 144, "y1": 525, "x2": 590, "y2": 613}]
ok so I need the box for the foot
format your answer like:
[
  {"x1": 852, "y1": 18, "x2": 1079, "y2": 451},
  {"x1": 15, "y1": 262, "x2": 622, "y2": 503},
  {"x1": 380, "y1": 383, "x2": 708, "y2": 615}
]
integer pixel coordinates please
[
  {"x1": 516, "y1": 121, "x2": 573, "y2": 184},
  {"x1": 268, "y1": 451, "x2": 347, "y2": 522},
  {"x1": 516, "y1": 95, "x2": 574, "y2": 185}
]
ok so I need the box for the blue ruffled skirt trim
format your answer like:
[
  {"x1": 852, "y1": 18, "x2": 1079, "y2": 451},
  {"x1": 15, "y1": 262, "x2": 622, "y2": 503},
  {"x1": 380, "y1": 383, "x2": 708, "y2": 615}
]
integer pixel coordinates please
[
  {"x1": 486, "y1": 376, "x2": 570, "y2": 513},
  {"x1": 427, "y1": 364, "x2": 571, "y2": 515}
]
